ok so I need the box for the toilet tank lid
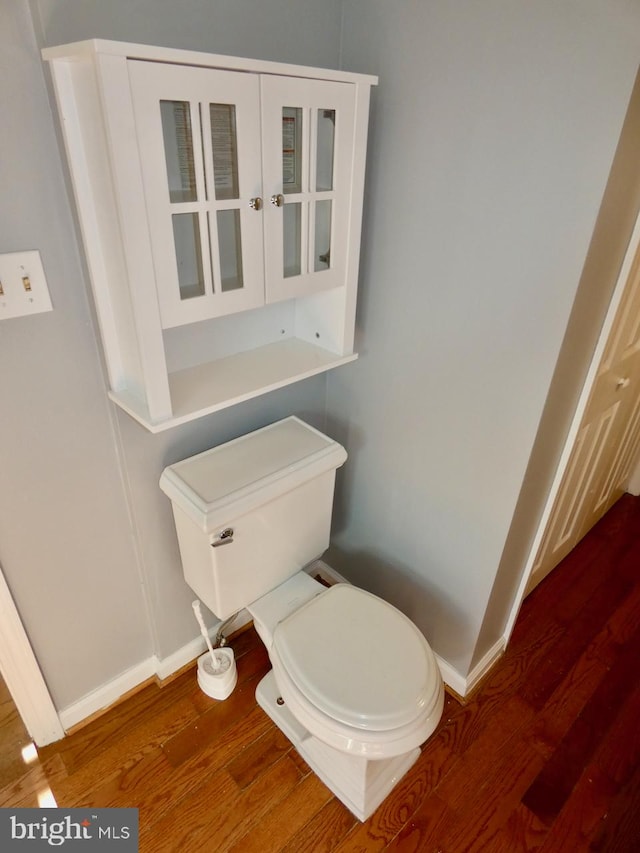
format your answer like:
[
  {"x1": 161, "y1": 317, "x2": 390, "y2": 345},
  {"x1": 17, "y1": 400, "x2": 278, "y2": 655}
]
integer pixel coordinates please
[{"x1": 159, "y1": 417, "x2": 347, "y2": 531}]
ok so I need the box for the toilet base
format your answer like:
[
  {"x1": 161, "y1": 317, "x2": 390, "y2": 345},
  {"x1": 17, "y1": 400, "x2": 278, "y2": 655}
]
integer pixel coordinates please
[{"x1": 255, "y1": 670, "x2": 421, "y2": 822}]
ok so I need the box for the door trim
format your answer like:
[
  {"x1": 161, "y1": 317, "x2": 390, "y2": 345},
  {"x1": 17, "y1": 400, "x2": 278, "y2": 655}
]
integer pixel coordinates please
[
  {"x1": 0, "y1": 566, "x2": 65, "y2": 746},
  {"x1": 504, "y1": 210, "x2": 640, "y2": 641}
]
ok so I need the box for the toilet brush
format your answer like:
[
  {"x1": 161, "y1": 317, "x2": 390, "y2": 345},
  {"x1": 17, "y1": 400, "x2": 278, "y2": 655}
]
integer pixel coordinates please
[
  {"x1": 191, "y1": 600, "x2": 237, "y2": 699},
  {"x1": 192, "y1": 599, "x2": 221, "y2": 669}
]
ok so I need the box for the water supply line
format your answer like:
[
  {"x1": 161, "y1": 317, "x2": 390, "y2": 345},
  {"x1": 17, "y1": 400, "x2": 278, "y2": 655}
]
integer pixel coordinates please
[{"x1": 214, "y1": 611, "x2": 239, "y2": 648}]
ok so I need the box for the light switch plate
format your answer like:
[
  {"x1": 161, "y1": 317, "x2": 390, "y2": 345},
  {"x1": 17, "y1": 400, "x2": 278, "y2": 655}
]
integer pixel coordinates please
[{"x1": 0, "y1": 250, "x2": 53, "y2": 320}]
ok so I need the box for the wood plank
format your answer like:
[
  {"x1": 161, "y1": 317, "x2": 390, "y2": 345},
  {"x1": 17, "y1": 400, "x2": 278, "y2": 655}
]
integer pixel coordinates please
[
  {"x1": 41, "y1": 666, "x2": 197, "y2": 774},
  {"x1": 536, "y1": 764, "x2": 615, "y2": 852},
  {"x1": 475, "y1": 618, "x2": 566, "y2": 707},
  {"x1": 591, "y1": 677, "x2": 640, "y2": 787},
  {"x1": 227, "y1": 771, "x2": 333, "y2": 853},
  {"x1": 588, "y1": 568, "x2": 640, "y2": 664},
  {"x1": 588, "y1": 767, "x2": 640, "y2": 852},
  {"x1": 381, "y1": 793, "x2": 452, "y2": 852},
  {"x1": 70, "y1": 704, "x2": 271, "y2": 820},
  {"x1": 49, "y1": 693, "x2": 198, "y2": 805},
  {"x1": 434, "y1": 696, "x2": 536, "y2": 808},
  {"x1": 497, "y1": 803, "x2": 548, "y2": 851},
  {"x1": 281, "y1": 797, "x2": 358, "y2": 853},
  {"x1": 0, "y1": 753, "x2": 67, "y2": 809},
  {"x1": 225, "y1": 726, "x2": 291, "y2": 789},
  {"x1": 522, "y1": 623, "x2": 640, "y2": 825},
  {"x1": 518, "y1": 566, "x2": 629, "y2": 711},
  {"x1": 140, "y1": 754, "x2": 302, "y2": 852},
  {"x1": 161, "y1": 670, "x2": 266, "y2": 767},
  {"x1": 528, "y1": 645, "x2": 609, "y2": 759},
  {"x1": 435, "y1": 739, "x2": 544, "y2": 852}
]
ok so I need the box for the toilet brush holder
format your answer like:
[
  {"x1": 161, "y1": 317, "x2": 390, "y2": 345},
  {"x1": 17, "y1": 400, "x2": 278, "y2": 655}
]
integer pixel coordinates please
[{"x1": 197, "y1": 647, "x2": 237, "y2": 700}]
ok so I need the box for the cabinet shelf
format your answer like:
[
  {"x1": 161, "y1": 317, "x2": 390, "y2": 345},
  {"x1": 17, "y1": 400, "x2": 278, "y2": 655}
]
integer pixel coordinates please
[{"x1": 109, "y1": 338, "x2": 357, "y2": 432}]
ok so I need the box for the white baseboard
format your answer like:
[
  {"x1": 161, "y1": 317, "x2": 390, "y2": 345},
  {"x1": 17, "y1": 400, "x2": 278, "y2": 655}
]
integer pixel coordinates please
[
  {"x1": 436, "y1": 638, "x2": 505, "y2": 699},
  {"x1": 465, "y1": 638, "x2": 506, "y2": 693},
  {"x1": 58, "y1": 612, "x2": 253, "y2": 731},
  {"x1": 58, "y1": 657, "x2": 158, "y2": 730},
  {"x1": 434, "y1": 654, "x2": 467, "y2": 697}
]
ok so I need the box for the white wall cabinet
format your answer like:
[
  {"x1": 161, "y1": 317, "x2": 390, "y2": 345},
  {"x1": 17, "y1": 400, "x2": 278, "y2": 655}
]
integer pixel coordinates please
[{"x1": 43, "y1": 41, "x2": 376, "y2": 431}]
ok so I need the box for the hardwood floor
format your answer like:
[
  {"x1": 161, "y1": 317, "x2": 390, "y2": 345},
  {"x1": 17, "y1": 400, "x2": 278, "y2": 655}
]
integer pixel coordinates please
[
  {"x1": 1, "y1": 494, "x2": 639, "y2": 851},
  {"x1": 0, "y1": 674, "x2": 33, "y2": 790}
]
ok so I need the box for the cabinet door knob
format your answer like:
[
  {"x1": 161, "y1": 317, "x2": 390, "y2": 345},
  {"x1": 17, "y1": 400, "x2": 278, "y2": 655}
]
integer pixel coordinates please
[
  {"x1": 616, "y1": 377, "x2": 631, "y2": 390},
  {"x1": 249, "y1": 197, "x2": 262, "y2": 211},
  {"x1": 212, "y1": 527, "x2": 234, "y2": 547},
  {"x1": 270, "y1": 193, "x2": 284, "y2": 208}
]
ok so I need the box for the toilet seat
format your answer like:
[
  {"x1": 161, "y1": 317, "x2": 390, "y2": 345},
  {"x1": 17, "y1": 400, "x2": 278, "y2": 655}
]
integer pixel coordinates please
[{"x1": 269, "y1": 584, "x2": 444, "y2": 758}]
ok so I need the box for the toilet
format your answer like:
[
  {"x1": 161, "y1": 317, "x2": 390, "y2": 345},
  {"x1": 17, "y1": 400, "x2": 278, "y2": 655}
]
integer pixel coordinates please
[{"x1": 160, "y1": 416, "x2": 444, "y2": 821}]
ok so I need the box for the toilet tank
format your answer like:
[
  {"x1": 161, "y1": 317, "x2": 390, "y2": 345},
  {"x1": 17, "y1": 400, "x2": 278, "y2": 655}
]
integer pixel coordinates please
[{"x1": 160, "y1": 417, "x2": 347, "y2": 619}]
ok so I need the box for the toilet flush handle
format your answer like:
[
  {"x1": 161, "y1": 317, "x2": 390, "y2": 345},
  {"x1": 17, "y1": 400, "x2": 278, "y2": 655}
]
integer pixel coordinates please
[{"x1": 212, "y1": 527, "x2": 234, "y2": 547}]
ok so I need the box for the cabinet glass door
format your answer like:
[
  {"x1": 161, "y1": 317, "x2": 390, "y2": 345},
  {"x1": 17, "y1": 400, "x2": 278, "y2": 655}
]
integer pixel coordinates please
[
  {"x1": 128, "y1": 62, "x2": 264, "y2": 328},
  {"x1": 261, "y1": 76, "x2": 356, "y2": 304}
]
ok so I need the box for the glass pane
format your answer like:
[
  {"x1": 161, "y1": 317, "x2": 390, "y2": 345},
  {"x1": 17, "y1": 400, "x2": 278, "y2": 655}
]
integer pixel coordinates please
[
  {"x1": 314, "y1": 200, "x2": 332, "y2": 272},
  {"x1": 316, "y1": 109, "x2": 335, "y2": 191},
  {"x1": 217, "y1": 209, "x2": 244, "y2": 292},
  {"x1": 172, "y1": 213, "x2": 205, "y2": 300},
  {"x1": 283, "y1": 202, "x2": 302, "y2": 278},
  {"x1": 282, "y1": 107, "x2": 303, "y2": 194},
  {"x1": 160, "y1": 101, "x2": 197, "y2": 203},
  {"x1": 210, "y1": 104, "x2": 239, "y2": 200}
]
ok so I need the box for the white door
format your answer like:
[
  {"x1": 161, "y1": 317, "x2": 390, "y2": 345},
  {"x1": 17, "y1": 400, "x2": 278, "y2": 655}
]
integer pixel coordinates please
[
  {"x1": 261, "y1": 76, "x2": 356, "y2": 303},
  {"x1": 128, "y1": 61, "x2": 265, "y2": 328},
  {"x1": 528, "y1": 228, "x2": 640, "y2": 593}
]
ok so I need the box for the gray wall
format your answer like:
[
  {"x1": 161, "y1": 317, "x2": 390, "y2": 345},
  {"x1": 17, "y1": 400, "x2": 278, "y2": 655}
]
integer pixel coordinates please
[
  {"x1": 1, "y1": 0, "x2": 338, "y2": 711},
  {"x1": 2, "y1": 0, "x2": 640, "y2": 714},
  {"x1": 32, "y1": 0, "x2": 343, "y2": 66},
  {"x1": 474, "y1": 66, "x2": 640, "y2": 669},
  {"x1": 0, "y1": 0, "x2": 150, "y2": 709},
  {"x1": 328, "y1": 0, "x2": 640, "y2": 676}
]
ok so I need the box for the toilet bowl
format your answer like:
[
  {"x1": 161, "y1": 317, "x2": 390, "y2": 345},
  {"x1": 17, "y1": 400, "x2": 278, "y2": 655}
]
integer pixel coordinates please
[
  {"x1": 160, "y1": 416, "x2": 445, "y2": 821},
  {"x1": 250, "y1": 578, "x2": 444, "y2": 758},
  {"x1": 247, "y1": 571, "x2": 445, "y2": 819}
]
